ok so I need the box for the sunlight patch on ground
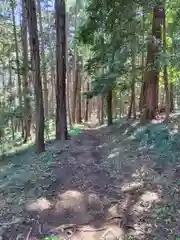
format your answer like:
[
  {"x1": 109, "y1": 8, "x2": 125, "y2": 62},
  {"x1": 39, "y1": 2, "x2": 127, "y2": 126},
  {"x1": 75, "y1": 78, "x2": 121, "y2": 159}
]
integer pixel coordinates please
[
  {"x1": 107, "y1": 151, "x2": 120, "y2": 159},
  {"x1": 132, "y1": 222, "x2": 153, "y2": 238},
  {"x1": 26, "y1": 197, "x2": 52, "y2": 211},
  {"x1": 121, "y1": 181, "x2": 143, "y2": 193},
  {"x1": 140, "y1": 191, "x2": 160, "y2": 203},
  {"x1": 132, "y1": 191, "x2": 160, "y2": 215},
  {"x1": 132, "y1": 162, "x2": 156, "y2": 180},
  {"x1": 56, "y1": 190, "x2": 85, "y2": 211},
  {"x1": 55, "y1": 190, "x2": 103, "y2": 219}
]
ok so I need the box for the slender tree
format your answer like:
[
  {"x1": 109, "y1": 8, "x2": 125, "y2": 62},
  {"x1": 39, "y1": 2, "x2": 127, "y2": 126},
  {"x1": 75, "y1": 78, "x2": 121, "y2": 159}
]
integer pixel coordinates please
[
  {"x1": 55, "y1": 0, "x2": 68, "y2": 140},
  {"x1": 21, "y1": 0, "x2": 32, "y2": 142},
  {"x1": 107, "y1": 90, "x2": 113, "y2": 125},
  {"x1": 11, "y1": 0, "x2": 23, "y2": 134},
  {"x1": 24, "y1": 0, "x2": 45, "y2": 152},
  {"x1": 163, "y1": 5, "x2": 170, "y2": 122},
  {"x1": 37, "y1": 0, "x2": 49, "y2": 120}
]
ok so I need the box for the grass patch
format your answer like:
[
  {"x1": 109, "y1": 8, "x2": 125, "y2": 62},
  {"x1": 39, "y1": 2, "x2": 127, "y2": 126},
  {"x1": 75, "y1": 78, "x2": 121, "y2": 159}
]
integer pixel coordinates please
[
  {"x1": 43, "y1": 236, "x2": 59, "y2": 240},
  {"x1": 69, "y1": 126, "x2": 83, "y2": 136}
]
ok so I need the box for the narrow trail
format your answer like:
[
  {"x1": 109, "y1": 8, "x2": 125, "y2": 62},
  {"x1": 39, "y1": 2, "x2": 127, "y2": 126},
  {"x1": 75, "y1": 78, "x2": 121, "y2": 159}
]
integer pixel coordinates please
[{"x1": 1, "y1": 123, "x2": 176, "y2": 239}]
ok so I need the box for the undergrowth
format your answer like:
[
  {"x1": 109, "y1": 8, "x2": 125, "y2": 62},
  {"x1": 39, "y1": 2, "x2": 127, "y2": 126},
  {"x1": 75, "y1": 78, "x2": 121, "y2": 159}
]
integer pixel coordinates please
[
  {"x1": 0, "y1": 125, "x2": 83, "y2": 199},
  {"x1": 128, "y1": 122, "x2": 180, "y2": 168}
]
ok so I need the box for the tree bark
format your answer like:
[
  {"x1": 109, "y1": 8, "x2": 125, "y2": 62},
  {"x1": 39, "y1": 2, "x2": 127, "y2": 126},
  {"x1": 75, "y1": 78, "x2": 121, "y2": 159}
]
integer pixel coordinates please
[
  {"x1": 141, "y1": 6, "x2": 162, "y2": 121},
  {"x1": 97, "y1": 97, "x2": 101, "y2": 123},
  {"x1": 36, "y1": 0, "x2": 49, "y2": 120},
  {"x1": 107, "y1": 90, "x2": 113, "y2": 125},
  {"x1": 85, "y1": 81, "x2": 89, "y2": 122},
  {"x1": 21, "y1": 0, "x2": 32, "y2": 143},
  {"x1": 128, "y1": 41, "x2": 136, "y2": 119},
  {"x1": 76, "y1": 65, "x2": 82, "y2": 124},
  {"x1": 55, "y1": 0, "x2": 68, "y2": 140},
  {"x1": 100, "y1": 98, "x2": 104, "y2": 125},
  {"x1": 24, "y1": 0, "x2": 45, "y2": 152},
  {"x1": 163, "y1": 5, "x2": 170, "y2": 122},
  {"x1": 71, "y1": 0, "x2": 78, "y2": 125},
  {"x1": 139, "y1": 8, "x2": 145, "y2": 112},
  {"x1": 65, "y1": 12, "x2": 72, "y2": 127},
  {"x1": 72, "y1": 64, "x2": 78, "y2": 124},
  {"x1": 170, "y1": 83, "x2": 174, "y2": 112},
  {"x1": 11, "y1": 0, "x2": 23, "y2": 135}
]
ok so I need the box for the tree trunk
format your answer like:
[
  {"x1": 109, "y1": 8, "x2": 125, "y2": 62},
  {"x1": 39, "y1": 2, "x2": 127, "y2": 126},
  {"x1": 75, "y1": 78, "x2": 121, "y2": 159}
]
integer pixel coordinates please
[
  {"x1": 132, "y1": 42, "x2": 136, "y2": 119},
  {"x1": 11, "y1": 0, "x2": 23, "y2": 135},
  {"x1": 107, "y1": 90, "x2": 113, "y2": 125},
  {"x1": 21, "y1": 0, "x2": 32, "y2": 143},
  {"x1": 141, "y1": 6, "x2": 162, "y2": 121},
  {"x1": 71, "y1": 0, "x2": 78, "y2": 125},
  {"x1": 65, "y1": 12, "x2": 72, "y2": 127},
  {"x1": 85, "y1": 81, "x2": 89, "y2": 122},
  {"x1": 55, "y1": 0, "x2": 68, "y2": 140},
  {"x1": 139, "y1": 8, "x2": 145, "y2": 112},
  {"x1": 76, "y1": 66, "x2": 82, "y2": 124},
  {"x1": 163, "y1": 6, "x2": 170, "y2": 122},
  {"x1": 8, "y1": 59, "x2": 15, "y2": 141},
  {"x1": 97, "y1": 97, "x2": 100, "y2": 123},
  {"x1": 100, "y1": 98, "x2": 104, "y2": 125},
  {"x1": 127, "y1": 93, "x2": 133, "y2": 118},
  {"x1": 128, "y1": 41, "x2": 136, "y2": 119},
  {"x1": 67, "y1": 71, "x2": 72, "y2": 127},
  {"x1": 170, "y1": 83, "x2": 174, "y2": 112},
  {"x1": 37, "y1": 0, "x2": 49, "y2": 120},
  {"x1": 72, "y1": 64, "x2": 78, "y2": 124},
  {"x1": 24, "y1": 0, "x2": 45, "y2": 152}
]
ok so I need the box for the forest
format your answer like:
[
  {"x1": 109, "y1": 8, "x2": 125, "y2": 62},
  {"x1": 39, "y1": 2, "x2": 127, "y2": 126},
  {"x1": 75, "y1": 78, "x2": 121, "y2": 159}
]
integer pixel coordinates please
[{"x1": 0, "y1": 0, "x2": 180, "y2": 239}]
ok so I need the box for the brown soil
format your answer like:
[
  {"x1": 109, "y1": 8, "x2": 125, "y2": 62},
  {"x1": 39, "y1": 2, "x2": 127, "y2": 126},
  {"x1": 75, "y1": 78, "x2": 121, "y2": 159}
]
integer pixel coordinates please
[{"x1": 0, "y1": 122, "x2": 177, "y2": 240}]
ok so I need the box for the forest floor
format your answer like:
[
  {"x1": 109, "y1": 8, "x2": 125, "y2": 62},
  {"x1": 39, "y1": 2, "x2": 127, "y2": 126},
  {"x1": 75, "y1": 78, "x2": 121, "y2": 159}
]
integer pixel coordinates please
[{"x1": 0, "y1": 116, "x2": 180, "y2": 239}]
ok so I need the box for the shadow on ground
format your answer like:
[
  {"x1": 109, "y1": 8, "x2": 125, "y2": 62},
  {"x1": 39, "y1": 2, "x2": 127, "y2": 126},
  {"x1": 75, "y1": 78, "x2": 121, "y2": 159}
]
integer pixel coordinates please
[{"x1": 1, "y1": 118, "x2": 179, "y2": 239}]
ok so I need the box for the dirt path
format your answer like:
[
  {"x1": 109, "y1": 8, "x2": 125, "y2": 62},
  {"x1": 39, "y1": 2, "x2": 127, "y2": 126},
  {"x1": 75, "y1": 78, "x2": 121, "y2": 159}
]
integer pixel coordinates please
[{"x1": 1, "y1": 123, "x2": 177, "y2": 239}]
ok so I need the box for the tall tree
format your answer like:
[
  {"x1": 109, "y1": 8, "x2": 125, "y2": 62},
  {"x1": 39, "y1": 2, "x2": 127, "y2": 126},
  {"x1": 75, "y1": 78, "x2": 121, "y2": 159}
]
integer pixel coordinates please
[
  {"x1": 141, "y1": 5, "x2": 163, "y2": 120},
  {"x1": 107, "y1": 90, "x2": 113, "y2": 125},
  {"x1": 36, "y1": 0, "x2": 49, "y2": 120},
  {"x1": 128, "y1": 40, "x2": 136, "y2": 119},
  {"x1": 21, "y1": 0, "x2": 32, "y2": 143},
  {"x1": 11, "y1": 0, "x2": 23, "y2": 134},
  {"x1": 24, "y1": 0, "x2": 45, "y2": 152},
  {"x1": 163, "y1": 5, "x2": 170, "y2": 122},
  {"x1": 55, "y1": 0, "x2": 68, "y2": 140}
]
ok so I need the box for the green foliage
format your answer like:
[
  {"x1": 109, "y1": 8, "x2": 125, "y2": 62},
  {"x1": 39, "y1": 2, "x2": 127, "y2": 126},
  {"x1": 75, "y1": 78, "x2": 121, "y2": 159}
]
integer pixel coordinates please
[
  {"x1": 43, "y1": 236, "x2": 59, "y2": 240},
  {"x1": 77, "y1": 0, "x2": 149, "y2": 97},
  {"x1": 69, "y1": 126, "x2": 82, "y2": 136},
  {"x1": 130, "y1": 123, "x2": 180, "y2": 167}
]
